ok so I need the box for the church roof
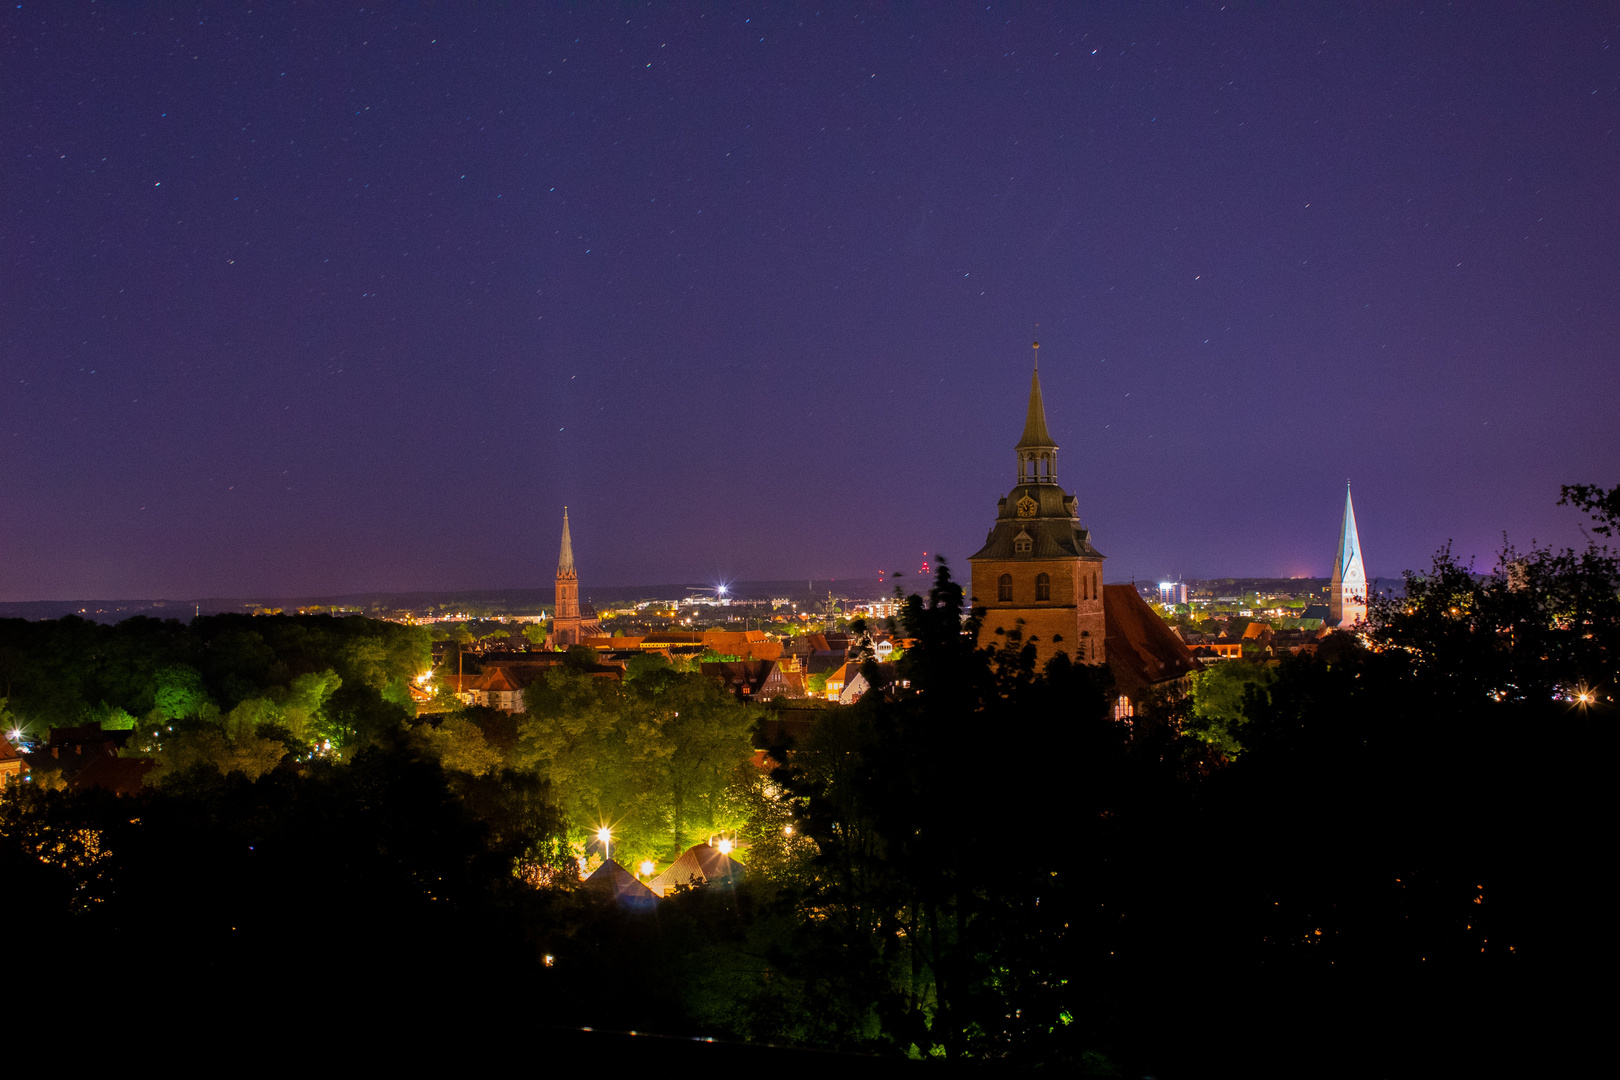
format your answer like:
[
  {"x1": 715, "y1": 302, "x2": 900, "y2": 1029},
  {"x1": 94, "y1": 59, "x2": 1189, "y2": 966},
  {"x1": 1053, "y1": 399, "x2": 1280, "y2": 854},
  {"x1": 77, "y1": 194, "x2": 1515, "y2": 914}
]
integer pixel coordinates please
[
  {"x1": 1015, "y1": 356, "x2": 1056, "y2": 450},
  {"x1": 968, "y1": 484, "x2": 1104, "y2": 561},
  {"x1": 557, "y1": 507, "x2": 575, "y2": 577},
  {"x1": 1103, "y1": 584, "x2": 1199, "y2": 695},
  {"x1": 1332, "y1": 484, "x2": 1364, "y2": 583}
]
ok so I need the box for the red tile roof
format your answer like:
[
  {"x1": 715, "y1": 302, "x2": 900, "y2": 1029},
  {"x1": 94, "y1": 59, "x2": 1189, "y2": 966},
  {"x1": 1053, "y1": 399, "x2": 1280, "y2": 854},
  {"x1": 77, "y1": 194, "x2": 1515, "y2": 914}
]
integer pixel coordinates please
[{"x1": 1104, "y1": 585, "x2": 1200, "y2": 697}]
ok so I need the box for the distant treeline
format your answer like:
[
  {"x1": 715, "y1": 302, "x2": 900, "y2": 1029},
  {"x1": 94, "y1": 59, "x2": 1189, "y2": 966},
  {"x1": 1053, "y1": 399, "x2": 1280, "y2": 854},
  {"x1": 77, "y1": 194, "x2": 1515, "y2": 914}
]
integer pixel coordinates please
[{"x1": 0, "y1": 612, "x2": 428, "y2": 737}]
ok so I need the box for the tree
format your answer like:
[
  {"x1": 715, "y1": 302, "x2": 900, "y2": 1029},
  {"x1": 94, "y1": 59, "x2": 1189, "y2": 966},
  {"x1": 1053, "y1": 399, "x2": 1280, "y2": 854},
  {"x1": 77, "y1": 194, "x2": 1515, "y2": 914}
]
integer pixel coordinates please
[
  {"x1": 412, "y1": 714, "x2": 504, "y2": 776},
  {"x1": 514, "y1": 664, "x2": 758, "y2": 866},
  {"x1": 1559, "y1": 482, "x2": 1620, "y2": 537},
  {"x1": 1185, "y1": 660, "x2": 1274, "y2": 757},
  {"x1": 149, "y1": 664, "x2": 212, "y2": 723},
  {"x1": 143, "y1": 718, "x2": 289, "y2": 784}
]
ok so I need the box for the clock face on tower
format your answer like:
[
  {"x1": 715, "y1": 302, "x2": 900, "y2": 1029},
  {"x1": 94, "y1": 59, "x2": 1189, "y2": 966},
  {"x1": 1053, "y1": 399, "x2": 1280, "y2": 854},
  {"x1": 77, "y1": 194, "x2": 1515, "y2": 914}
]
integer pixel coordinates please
[{"x1": 1016, "y1": 494, "x2": 1038, "y2": 518}]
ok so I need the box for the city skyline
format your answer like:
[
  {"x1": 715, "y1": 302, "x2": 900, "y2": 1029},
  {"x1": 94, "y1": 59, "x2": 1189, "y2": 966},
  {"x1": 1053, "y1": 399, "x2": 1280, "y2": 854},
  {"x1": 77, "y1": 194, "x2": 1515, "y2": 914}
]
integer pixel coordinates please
[{"x1": 3, "y1": 5, "x2": 1615, "y2": 601}]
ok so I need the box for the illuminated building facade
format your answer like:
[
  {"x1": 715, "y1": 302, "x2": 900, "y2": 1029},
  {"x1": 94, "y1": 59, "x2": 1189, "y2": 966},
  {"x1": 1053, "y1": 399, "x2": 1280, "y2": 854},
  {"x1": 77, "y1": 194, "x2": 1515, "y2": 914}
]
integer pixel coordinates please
[
  {"x1": 968, "y1": 346, "x2": 1108, "y2": 669},
  {"x1": 968, "y1": 346, "x2": 1198, "y2": 719}
]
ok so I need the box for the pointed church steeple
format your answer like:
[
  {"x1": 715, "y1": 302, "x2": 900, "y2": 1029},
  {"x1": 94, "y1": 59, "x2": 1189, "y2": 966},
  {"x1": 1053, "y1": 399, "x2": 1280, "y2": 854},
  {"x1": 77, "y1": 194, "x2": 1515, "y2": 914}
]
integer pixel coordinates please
[
  {"x1": 554, "y1": 507, "x2": 580, "y2": 626},
  {"x1": 1329, "y1": 484, "x2": 1368, "y2": 627},
  {"x1": 1015, "y1": 342, "x2": 1058, "y2": 484},
  {"x1": 557, "y1": 506, "x2": 575, "y2": 578}
]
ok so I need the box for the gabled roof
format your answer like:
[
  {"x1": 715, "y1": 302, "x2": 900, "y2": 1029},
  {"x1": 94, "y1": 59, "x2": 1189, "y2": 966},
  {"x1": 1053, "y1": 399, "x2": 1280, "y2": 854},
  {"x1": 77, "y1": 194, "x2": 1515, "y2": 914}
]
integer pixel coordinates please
[
  {"x1": 1104, "y1": 584, "x2": 1199, "y2": 696},
  {"x1": 646, "y1": 843, "x2": 745, "y2": 897},
  {"x1": 478, "y1": 668, "x2": 524, "y2": 692},
  {"x1": 582, "y1": 859, "x2": 659, "y2": 907}
]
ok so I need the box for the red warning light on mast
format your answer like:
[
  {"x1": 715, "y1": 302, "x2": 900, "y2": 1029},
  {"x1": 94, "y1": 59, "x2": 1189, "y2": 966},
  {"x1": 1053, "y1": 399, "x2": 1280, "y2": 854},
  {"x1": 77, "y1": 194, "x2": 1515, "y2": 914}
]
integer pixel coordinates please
[{"x1": 919, "y1": 552, "x2": 930, "y2": 577}]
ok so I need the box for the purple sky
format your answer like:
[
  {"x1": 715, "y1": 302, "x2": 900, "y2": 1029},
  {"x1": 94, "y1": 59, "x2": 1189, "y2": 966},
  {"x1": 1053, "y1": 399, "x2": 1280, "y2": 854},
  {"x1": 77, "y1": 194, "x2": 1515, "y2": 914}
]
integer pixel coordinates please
[{"x1": 3, "y1": 4, "x2": 1617, "y2": 601}]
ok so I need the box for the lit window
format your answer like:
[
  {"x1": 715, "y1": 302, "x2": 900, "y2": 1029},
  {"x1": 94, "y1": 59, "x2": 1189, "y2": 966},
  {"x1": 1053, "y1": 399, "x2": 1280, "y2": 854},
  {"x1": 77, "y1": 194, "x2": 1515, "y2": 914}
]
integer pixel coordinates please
[
  {"x1": 998, "y1": 574, "x2": 1013, "y2": 602},
  {"x1": 1036, "y1": 573, "x2": 1051, "y2": 601},
  {"x1": 1114, "y1": 694, "x2": 1134, "y2": 721}
]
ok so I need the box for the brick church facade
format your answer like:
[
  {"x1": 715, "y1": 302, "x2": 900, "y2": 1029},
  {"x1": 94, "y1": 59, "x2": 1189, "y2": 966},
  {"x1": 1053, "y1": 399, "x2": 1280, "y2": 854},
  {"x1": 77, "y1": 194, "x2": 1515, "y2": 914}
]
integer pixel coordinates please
[
  {"x1": 968, "y1": 346, "x2": 1196, "y2": 716},
  {"x1": 548, "y1": 507, "x2": 600, "y2": 649}
]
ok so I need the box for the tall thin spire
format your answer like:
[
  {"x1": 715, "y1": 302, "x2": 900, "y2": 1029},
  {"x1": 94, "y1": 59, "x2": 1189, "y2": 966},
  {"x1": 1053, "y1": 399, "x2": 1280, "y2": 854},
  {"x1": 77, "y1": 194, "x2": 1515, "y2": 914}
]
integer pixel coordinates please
[
  {"x1": 1016, "y1": 341, "x2": 1056, "y2": 449},
  {"x1": 557, "y1": 506, "x2": 575, "y2": 577},
  {"x1": 1330, "y1": 483, "x2": 1367, "y2": 626},
  {"x1": 1335, "y1": 483, "x2": 1362, "y2": 579}
]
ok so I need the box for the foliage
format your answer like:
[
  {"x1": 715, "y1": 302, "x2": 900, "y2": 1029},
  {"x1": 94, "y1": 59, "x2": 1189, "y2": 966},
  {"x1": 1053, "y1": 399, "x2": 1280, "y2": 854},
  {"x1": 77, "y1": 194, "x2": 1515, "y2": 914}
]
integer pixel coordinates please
[
  {"x1": 141, "y1": 717, "x2": 290, "y2": 783},
  {"x1": 1559, "y1": 481, "x2": 1620, "y2": 537},
  {"x1": 0, "y1": 612, "x2": 427, "y2": 745},
  {"x1": 1186, "y1": 660, "x2": 1275, "y2": 757},
  {"x1": 412, "y1": 714, "x2": 504, "y2": 776},
  {"x1": 514, "y1": 664, "x2": 760, "y2": 866}
]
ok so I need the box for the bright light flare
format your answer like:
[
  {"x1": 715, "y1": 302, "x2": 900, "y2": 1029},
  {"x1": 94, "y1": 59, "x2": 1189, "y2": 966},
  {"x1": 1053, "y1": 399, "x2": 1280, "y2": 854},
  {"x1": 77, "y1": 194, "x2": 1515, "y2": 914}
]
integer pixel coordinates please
[
  {"x1": 596, "y1": 827, "x2": 612, "y2": 844},
  {"x1": 639, "y1": 860, "x2": 656, "y2": 877},
  {"x1": 717, "y1": 839, "x2": 733, "y2": 855}
]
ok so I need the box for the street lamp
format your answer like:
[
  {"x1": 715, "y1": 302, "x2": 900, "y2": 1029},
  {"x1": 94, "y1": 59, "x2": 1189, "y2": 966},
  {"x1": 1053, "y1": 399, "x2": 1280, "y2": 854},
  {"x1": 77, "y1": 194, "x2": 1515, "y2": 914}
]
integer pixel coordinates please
[
  {"x1": 717, "y1": 838, "x2": 733, "y2": 856},
  {"x1": 596, "y1": 826, "x2": 612, "y2": 867},
  {"x1": 639, "y1": 860, "x2": 655, "y2": 877}
]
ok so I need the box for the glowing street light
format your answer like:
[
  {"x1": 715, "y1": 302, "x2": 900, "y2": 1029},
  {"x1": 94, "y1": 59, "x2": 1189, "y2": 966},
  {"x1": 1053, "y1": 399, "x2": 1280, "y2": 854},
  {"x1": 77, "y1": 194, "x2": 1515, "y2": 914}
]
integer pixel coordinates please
[
  {"x1": 596, "y1": 826, "x2": 613, "y2": 866},
  {"x1": 639, "y1": 859, "x2": 655, "y2": 877},
  {"x1": 717, "y1": 838, "x2": 733, "y2": 856}
]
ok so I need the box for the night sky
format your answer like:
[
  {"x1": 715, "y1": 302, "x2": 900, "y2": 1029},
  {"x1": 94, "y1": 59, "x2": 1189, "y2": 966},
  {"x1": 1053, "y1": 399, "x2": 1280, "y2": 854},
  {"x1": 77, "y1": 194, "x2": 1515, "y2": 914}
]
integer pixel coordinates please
[{"x1": 4, "y1": 4, "x2": 1617, "y2": 601}]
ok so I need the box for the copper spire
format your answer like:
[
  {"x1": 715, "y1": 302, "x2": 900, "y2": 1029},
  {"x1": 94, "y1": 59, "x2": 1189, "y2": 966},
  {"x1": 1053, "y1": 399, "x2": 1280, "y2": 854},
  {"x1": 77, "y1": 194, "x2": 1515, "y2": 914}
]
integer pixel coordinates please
[{"x1": 1016, "y1": 341, "x2": 1056, "y2": 449}]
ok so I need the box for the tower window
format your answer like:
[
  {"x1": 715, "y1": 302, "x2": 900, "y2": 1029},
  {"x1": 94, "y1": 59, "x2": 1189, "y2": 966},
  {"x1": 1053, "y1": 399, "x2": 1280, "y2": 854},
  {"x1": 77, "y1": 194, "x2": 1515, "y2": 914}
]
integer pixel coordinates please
[
  {"x1": 1035, "y1": 573, "x2": 1051, "y2": 601},
  {"x1": 1014, "y1": 532, "x2": 1033, "y2": 554},
  {"x1": 998, "y1": 574, "x2": 1013, "y2": 602}
]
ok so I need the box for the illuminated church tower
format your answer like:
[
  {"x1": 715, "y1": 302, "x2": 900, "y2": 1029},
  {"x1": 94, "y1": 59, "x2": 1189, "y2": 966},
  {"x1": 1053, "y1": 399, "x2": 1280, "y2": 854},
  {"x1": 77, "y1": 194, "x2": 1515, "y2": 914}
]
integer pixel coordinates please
[
  {"x1": 1328, "y1": 484, "x2": 1368, "y2": 627},
  {"x1": 549, "y1": 507, "x2": 597, "y2": 649},
  {"x1": 968, "y1": 344, "x2": 1107, "y2": 668}
]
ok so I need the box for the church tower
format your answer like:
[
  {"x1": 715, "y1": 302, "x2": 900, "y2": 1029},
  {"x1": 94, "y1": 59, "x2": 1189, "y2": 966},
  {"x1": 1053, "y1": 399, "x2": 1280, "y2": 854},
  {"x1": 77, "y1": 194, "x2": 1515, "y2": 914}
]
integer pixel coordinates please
[
  {"x1": 1328, "y1": 484, "x2": 1368, "y2": 627},
  {"x1": 968, "y1": 344, "x2": 1107, "y2": 668},
  {"x1": 552, "y1": 507, "x2": 583, "y2": 648}
]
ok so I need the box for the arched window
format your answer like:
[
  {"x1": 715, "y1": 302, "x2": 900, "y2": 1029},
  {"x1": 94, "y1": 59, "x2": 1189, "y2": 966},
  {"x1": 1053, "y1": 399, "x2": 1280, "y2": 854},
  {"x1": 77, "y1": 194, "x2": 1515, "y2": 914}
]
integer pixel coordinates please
[
  {"x1": 1114, "y1": 694, "x2": 1134, "y2": 721},
  {"x1": 998, "y1": 574, "x2": 1013, "y2": 602},
  {"x1": 1035, "y1": 572, "x2": 1051, "y2": 601}
]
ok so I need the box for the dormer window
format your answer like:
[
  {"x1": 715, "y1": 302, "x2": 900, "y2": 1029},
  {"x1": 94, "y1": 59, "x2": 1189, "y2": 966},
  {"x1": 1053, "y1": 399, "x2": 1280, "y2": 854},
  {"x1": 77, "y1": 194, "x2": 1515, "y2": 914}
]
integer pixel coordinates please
[{"x1": 1014, "y1": 530, "x2": 1033, "y2": 555}]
